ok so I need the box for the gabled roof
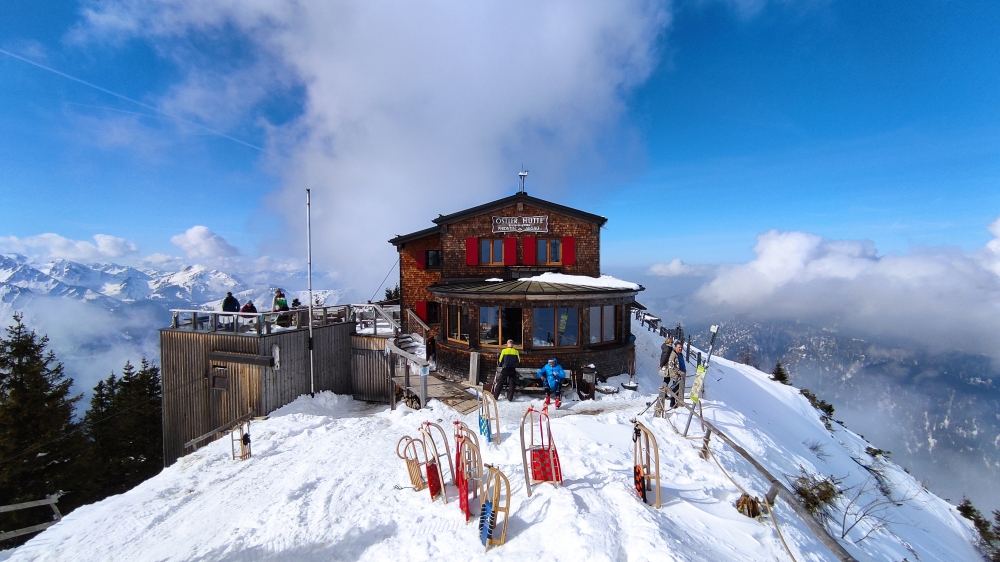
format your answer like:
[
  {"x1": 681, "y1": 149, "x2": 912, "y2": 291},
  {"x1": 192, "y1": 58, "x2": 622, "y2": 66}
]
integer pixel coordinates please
[{"x1": 388, "y1": 191, "x2": 607, "y2": 247}]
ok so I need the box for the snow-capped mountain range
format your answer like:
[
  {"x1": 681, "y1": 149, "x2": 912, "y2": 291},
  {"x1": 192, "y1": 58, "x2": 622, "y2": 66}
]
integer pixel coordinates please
[
  {"x1": 0, "y1": 253, "x2": 337, "y2": 312},
  {"x1": 0, "y1": 254, "x2": 339, "y2": 398}
]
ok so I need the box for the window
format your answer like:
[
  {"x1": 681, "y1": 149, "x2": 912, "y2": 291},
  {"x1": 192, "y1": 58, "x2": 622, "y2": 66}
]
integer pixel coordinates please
[
  {"x1": 537, "y1": 239, "x2": 562, "y2": 264},
  {"x1": 480, "y1": 239, "x2": 504, "y2": 265},
  {"x1": 447, "y1": 304, "x2": 471, "y2": 343},
  {"x1": 589, "y1": 305, "x2": 618, "y2": 344},
  {"x1": 532, "y1": 307, "x2": 579, "y2": 347},
  {"x1": 426, "y1": 250, "x2": 442, "y2": 268},
  {"x1": 426, "y1": 302, "x2": 440, "y2": 324},
  {"x1": 479, "y1": 307, "x2": 523, "y2": 347}
]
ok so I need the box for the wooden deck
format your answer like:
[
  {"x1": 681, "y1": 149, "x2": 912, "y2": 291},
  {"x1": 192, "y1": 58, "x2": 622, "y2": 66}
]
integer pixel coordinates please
[{"x1": 393, "y1": 373, "x2": 480, "y2": 415}]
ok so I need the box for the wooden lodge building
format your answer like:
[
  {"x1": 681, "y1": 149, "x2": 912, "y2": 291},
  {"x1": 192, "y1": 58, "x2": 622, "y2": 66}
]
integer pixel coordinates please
[{"x1": 389, "y1": 191, "x2": 644, "y2": 384}]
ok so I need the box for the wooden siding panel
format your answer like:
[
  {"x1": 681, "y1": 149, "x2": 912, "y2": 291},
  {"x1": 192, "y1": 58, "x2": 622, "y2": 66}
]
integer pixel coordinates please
[{"x1": 162, "y1": 322, "x2": 353, "y2": 466}]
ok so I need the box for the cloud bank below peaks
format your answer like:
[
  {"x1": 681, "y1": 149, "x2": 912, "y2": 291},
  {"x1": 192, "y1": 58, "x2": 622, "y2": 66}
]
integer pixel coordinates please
[
  {"x1": 0, "y1": 233, "x2": 137, "y2": 262},
  {"x1": 689, "y1": 219, "x2": 1000, "y2": 354},
  {"x1": 77, "y1": 0, "x2": 670, "y2": 286}
]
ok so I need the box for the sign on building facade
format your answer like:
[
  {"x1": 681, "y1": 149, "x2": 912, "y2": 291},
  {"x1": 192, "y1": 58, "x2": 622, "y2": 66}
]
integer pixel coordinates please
[{"x1": 492, "y1": 215, "x2": 549, "y2": 233}]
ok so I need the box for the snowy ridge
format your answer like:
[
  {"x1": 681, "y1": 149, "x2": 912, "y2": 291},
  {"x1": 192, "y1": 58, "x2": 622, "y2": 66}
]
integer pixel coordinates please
[{"x1": 2, "y1": 318, "x2": 981, "y2": 561}]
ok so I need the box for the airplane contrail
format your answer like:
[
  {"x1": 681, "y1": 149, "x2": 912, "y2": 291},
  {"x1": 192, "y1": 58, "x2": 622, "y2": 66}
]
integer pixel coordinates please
[{"x1": 0, "y1": 48, "x2": 265, "y2": 152}]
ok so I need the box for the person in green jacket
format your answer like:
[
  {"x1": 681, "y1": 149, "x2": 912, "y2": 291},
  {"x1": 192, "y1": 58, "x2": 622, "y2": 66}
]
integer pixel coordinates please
[{"x1": 496, "y1": 340, "x2": 520, "y2": 401}]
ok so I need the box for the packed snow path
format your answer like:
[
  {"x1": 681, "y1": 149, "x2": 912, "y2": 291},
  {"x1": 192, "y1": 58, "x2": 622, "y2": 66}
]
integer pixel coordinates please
[{"x1": 3, "y1": 322, "x2": 981, "y2": 561}]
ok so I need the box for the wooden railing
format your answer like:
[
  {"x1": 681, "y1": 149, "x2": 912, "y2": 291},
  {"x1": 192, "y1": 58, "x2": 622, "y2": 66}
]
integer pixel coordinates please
[
  {"x1": 169, "y1": 306, "x2": 351, "y2": 337},
  {"x1": 0, "y1": 494, "x2": 62, "y2": 541}
]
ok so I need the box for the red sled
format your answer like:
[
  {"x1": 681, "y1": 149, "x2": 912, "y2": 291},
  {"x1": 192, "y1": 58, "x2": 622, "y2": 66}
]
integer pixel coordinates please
[
  {"x1": 530, "y1": 447, "x2": 562, "y2": 482},
  {"x1": 519, "y1": 406, "x2": 563, "y2": 495}
]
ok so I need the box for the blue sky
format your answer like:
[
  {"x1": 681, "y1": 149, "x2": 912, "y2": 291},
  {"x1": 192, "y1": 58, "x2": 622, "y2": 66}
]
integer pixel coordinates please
[{"x1": 1, "y1": 0, "x2": 999, "y2": 275}]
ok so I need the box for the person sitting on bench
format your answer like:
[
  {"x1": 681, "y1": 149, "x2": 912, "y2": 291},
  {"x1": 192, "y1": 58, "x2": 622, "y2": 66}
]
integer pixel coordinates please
[{"x1": 538, "y1": 358, "x2": 566, "y2": 409}]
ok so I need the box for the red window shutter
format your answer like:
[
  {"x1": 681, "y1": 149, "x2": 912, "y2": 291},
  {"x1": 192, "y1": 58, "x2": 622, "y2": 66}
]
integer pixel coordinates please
[
  {"x1": 562, "y1": 236, "x2": 576, "y2": 266},
  {"x1": 523, "y1": 236, "x2": 536, "y2": 265},
  {"x1": 414, "y1": 250, "x2": 426, "y2": 270},
  {"x1": 465, "y1": 238, "x2": 478, "y2": 266},
  {"x1": 503, "y1": 238, "x2": 516, "y2": 265},
  {"x1": 415, "y1": 301, "x2": 427, "y2": 321}
]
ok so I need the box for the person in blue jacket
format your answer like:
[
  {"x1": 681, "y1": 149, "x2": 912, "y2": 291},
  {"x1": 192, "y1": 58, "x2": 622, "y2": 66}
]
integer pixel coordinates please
[{"x1": 538, "y1": 358, "x2": 566, "y2": 408}]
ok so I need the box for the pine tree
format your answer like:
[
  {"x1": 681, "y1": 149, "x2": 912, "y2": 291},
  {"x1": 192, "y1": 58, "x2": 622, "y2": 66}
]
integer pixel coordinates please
[
  {"x1": 86, "y1": 358, "x2": 163, "y2": 496},
  {"x1": 384, "y1": 284, "x2": 401, "y2": 301},
  {"x1": 771, "y1": 361, "x2": 791, "y2": 385},
  {"x1": 0, "y1": 313, "x2": 91, "y2": 546}
]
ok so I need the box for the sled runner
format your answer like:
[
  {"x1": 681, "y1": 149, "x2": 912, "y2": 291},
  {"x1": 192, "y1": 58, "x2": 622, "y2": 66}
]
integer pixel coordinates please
[
  {"x1": 395, "y1": 435, "x2": 429, "y2": 492},
  {"x1": 479, "y1": 464, "x2": 511, "y2": 550},
  {"x1": 479, "y1": 389, "x2": 501, "y2": 444},
  {"x1": 453, "y1": 422, "x2": 484, "y2": 523},
  {"x1": 519, "y1": 406, "x2": 562, "y2": 496},
  {"x1": 632, "y1": 420, "x2": 661, "y2": 508}
]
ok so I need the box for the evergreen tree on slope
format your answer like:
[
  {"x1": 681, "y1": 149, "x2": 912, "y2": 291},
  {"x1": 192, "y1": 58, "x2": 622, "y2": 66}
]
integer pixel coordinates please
[
  {"x1": 0, "y1": 313, "x2": 91, "y2": 545},
  {"x1": 87, "y1": 358, "x2": 163, "y2": 495}
]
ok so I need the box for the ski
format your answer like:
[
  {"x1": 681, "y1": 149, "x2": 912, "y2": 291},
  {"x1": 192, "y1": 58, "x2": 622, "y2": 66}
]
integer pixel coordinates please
[{"x1": 690, "y1": 325, "x2": 719, "y2": 403}]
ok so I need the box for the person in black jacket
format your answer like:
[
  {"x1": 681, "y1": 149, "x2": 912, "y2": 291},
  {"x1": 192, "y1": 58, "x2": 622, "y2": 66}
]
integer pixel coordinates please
[{"x1": 222, "y1": 292, "x2": 240, "y2": 312}]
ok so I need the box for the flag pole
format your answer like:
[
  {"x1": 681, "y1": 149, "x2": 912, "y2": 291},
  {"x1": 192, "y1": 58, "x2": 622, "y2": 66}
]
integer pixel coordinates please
[{"x1": 306, "y1": 189, "x2": 315, "y2": 397}]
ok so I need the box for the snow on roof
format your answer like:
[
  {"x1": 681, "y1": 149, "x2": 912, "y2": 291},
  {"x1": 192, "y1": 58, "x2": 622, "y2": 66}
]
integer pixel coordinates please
[{"x1": 519, "y1": 272, "x2": 641, "y2": 290}]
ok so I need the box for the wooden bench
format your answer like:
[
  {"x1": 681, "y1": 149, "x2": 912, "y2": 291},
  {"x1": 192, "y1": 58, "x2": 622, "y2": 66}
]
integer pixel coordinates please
[{"x1": 494, "y1": 367, "x2": 574, "y2": 393}]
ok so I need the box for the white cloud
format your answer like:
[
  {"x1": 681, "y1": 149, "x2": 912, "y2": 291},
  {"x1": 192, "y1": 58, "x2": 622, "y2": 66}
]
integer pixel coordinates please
[
  {"x1": 170, "y1": 226, "x2": 240, "y2": 259},
  {"x1": 693, "y1": 217, "x2": 1000, "y2": 354},
  {"x1": 0, "y1": 233, "x2": 138, "y2": 262},
  {"x1": 78, "y1": 0, "x2": 670, "y2": 286},
  {"x1": 649, "y1": 258, "x2": 695, "y2": 276}
]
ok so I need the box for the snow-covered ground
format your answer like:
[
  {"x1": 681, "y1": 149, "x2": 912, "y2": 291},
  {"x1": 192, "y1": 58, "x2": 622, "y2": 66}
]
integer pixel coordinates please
[{"x1": 3, "y1": 319, "x2": 982, "y2": 561}]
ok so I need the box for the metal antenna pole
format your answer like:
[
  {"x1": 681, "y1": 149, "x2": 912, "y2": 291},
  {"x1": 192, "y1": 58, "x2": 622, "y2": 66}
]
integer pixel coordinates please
[
  {"x1": 306, "y1": 189, "x2": 315, "y2": 397},
  {"x1": 518, "y1": 168, "x2": 528, "y2": 194}
]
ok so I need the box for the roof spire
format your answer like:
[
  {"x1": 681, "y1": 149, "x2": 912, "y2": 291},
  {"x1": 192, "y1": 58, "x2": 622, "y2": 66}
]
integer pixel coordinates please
[{"x1": 518, "y1": 166, "x2": 528, "y2": 194}]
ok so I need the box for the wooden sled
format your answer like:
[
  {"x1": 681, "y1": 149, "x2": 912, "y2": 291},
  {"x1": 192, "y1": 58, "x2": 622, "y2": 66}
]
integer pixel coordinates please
[
  {"x1": 418, "y1": 422, "x2": 454, "y2": 503},
  {"x1": 632, "y1": 420, "x2": 661, "y2": 508},
  {"x1": 479, "y1": 464, "x2": 511, "y2": 551},
  {"x1": 230, "y1": 419, "x2": 252, "y2": 461},
  {"x1": 453, "y1": 421, "x2": 484, "y2": 523},
  {"x1": 479, "y1": 389, "x2": 501, "y2": 444},
  {"x1": 396, "y1": 435, "x2": 429, "y2": 492},
  {"x1": 519, "y1": 406, "x2": 562, "y2": 496}
]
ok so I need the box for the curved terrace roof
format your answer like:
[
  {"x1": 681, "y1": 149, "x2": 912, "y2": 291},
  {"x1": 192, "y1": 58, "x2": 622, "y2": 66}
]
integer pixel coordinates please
[{"x1": 427, "y1": 278, "x2": 643, "y2": 298}]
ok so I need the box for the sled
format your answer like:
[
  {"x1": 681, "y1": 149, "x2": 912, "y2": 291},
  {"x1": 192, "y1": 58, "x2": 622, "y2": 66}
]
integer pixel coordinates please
[
  {"x1": 519, "y1": 406, "x2": 562, "y2": 496},
  {"x1": 479, "y1": 464, "x2": 511, "y2": 550},
  {"x1": 479, "y1": 389, "x2": 501, "y2": 445},
  {"x1": 395, "y1": 435, "x2": 429, "y2": 492},
  {"x1": 418, "y1": 422, "x2": 453, "y2": 504},
  {"x1": 632, "y1": 420, "x2": 661, "y2": 508},
  {"x1": 454, "y1": 423, "x2": 484, "y2": 523},
  {"x1": 230, "y1": 419, "x2": 252, "y2": 461}
]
